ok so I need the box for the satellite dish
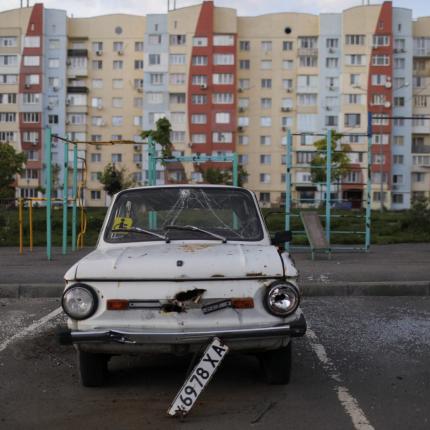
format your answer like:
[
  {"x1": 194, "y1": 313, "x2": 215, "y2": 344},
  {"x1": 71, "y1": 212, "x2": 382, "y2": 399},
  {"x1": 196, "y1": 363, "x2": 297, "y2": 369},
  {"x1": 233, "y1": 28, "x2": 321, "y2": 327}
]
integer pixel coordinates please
[
  {"x1": 384, "y1": 82, "x2": 392, "y2": 88},
  {"x1": 384, "y1": 101, "x2": 391, "y2": 108}
]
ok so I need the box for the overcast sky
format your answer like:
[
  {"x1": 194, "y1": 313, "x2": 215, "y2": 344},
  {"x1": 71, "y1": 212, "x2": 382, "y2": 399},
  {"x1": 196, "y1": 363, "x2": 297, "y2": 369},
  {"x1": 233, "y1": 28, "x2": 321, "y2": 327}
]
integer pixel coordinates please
[{"x1": 1, "y1": 0, "x2": 428, "y2": 19}]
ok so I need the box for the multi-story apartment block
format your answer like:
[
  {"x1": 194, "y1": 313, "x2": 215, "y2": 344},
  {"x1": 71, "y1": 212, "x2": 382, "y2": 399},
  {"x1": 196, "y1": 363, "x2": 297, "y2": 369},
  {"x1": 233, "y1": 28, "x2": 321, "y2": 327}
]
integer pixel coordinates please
[{"x1": 0, "y1": 1, "x2": 429, "y2": 209}]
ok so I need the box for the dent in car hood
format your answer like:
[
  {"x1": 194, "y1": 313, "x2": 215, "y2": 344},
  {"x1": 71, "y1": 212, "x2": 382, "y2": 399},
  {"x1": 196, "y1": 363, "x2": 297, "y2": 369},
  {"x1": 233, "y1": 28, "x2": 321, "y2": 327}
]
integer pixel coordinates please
[{"x1": 69, "y1": 243, "x2": 288, "y2": 280}]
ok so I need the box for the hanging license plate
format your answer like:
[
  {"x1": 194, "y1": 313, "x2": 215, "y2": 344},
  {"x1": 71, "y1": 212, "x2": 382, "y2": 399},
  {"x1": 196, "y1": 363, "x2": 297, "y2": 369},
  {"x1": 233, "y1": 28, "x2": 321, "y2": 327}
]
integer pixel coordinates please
[{"x1": 167, "y1": 337, "x2": 229, "y2": 417}]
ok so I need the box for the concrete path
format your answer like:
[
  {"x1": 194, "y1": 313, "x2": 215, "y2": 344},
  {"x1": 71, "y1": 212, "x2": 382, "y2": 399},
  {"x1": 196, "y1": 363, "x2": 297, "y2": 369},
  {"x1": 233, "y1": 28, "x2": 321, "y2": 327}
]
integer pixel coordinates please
[{"x1": 0, "y1": 244, "x2": 429, "y2": 297}]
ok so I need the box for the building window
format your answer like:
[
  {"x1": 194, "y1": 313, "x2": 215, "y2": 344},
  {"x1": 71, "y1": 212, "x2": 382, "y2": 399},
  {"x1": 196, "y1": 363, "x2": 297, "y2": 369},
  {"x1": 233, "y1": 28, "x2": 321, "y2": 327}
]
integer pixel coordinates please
[
  {"x1": 169, "y1": 54, "x2": 186, "y2": 65},
  {"x1": 91, "y1": 190, "x2": 101, "y2": 200},
  {"x1": 239, "y1": 60, "x2": 250, "y2": 70},
  {"x1": 344, "y1": 113, "x2": 361, "y2": 127},
  {"x1": 91, "y1": 153, "x2": 101, "y2": 162},
  {"x1": 170, "y1": 73, "x2": 186, "y2": 85},
  {"x1": 192, "y1": 56, "x2": 208, "y2": 66},
  {"x1": 259, "y1": 192, "x2": 271, "y2": 203},
  {"x1": 191, "y1": 95, "x2": 207, "y2": 105},
  {"x1": 214, "y1": 35, "x2": 234, "y2": 46},
  {"x1": 48, "y1": 115, "x2": 58, "y2": 124},
  {"x1": 215, "y1": 112, "x2": 230, "y2": 124},
  {"x1": 191, "y1": 114, "x2": 207, "y2": 124},
  {"x1": 150, "y1": 73, "x2": 164, "y2": 85},
  {"x1": 114, "y1": 79, "x2": 124, "y2": 89},
  {"x1": 48, "y1": 58, "x2": 60, "y2": 68},
  {"x1": 260, "y1": 116, "x2": 272, "y2": 127},
  {"x1": 260, "y1": 136, "x2": 271, "y2": 146},
  {"x1": 240, "y1": 40, "x2": 250, "y2": 51},
  {"x1": 149, "y1": 34, "x2": 162, "y2": 45},
  {"x1": 212, "y1": 132, "x2": 232, "y2": 143},
  {"x1": 212, "y1": 93, "x2": 233, "y2": 104},
  {"x1": 191, "y1": 133, "x2": 206, "y2": 144},
  {"x1": 170, "y1": 34, "x2": 186, "y2": 45},
  {"x1": 135, "y1": 41, "x2": 144, "y2": 51},
  {"x1": 192, "y1": 37, "x2": 208, "y2": 47},
  {"x1": 260, "y1": 154, "x2": 272, "y2": 165},
  {"x1": 259, "y1": 174, "x2": 271, "y2": 184},
  {"x1": 149, "y1": 54, "x2": 161, "y2": 65},
  {"x1": 92, "y1": 60, "x2": 103, "y2": 70},
  {"x1": 283, "y1": 41, "x2": 293, "y2": 51},
  {"x1": 373, "y1": 35, "x2": 390, "y2": 47},
  {"x1": 261, "y1": 41, "x2": 272, "y2": 52},
  {"x1": 345, "y1": 35, "x2": 365, "y2": 45},
  {"x1": 112, "y1": 153, "x2": 122, "y2": 163},
  {"x1": 261, "y1": 60, "x2": 272, "y2": 70},
  {"x1": 23, "y1": 56, "x2": 39, "y2": 67},
  {"x1": 261, "y1": 79, "x2": 272, "y2": 89},
  {"x1": 260, "y1": 98, "x2": 272, "y2": 109},
  {"x1": 134, "y1": 60, "x2": 144, "y2": 70},
  {"x1": 213, "y1": 54, "x2": 234, "y2": 65}
]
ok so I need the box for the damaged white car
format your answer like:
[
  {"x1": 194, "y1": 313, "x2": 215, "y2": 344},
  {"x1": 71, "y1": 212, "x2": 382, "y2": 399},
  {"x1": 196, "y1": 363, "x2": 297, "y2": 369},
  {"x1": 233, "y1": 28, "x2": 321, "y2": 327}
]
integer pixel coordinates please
[{"x1": 58, "y1": 185, "x2": 306, "y2": 387}]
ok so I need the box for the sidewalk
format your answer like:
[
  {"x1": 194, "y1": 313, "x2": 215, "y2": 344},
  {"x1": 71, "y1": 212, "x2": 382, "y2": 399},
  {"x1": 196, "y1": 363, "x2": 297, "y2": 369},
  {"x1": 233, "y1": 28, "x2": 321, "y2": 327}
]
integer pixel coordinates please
[{"x1": 0, "y1": 244, "x2": 429, "y2": 297}]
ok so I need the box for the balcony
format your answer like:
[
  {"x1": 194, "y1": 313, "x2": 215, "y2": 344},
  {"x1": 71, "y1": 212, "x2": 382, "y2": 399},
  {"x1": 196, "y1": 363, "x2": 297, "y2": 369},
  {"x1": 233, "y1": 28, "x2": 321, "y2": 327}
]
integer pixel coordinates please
[
  {"x1": 67, "y1": 86, "x2": 89, "y2": 94},
  {"x1": 412, "y1": 143, "x2": 430, "y2": 154},
  {"x1": 297, "y1": 48, "x2": 318, "y2": 57},
  {"x1": 67, "y1": 49, "x2": 88, "y2": 57}
]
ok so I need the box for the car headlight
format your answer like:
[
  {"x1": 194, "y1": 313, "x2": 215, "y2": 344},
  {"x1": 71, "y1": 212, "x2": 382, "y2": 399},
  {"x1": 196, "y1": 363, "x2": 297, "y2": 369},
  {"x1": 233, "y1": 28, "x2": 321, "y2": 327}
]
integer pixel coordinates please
[
  {"x1": 62, "y1": 283, "x2": 98, "y2": 320},
  {"x1": 265, "y1": 282, "x2": 299, "y2": 317}
]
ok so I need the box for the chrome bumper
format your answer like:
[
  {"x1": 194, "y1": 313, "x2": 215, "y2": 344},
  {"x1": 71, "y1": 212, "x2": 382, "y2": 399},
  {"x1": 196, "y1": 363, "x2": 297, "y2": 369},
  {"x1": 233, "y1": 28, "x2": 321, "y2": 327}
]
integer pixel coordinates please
[{"x1": 58, "y1": 314, "x2": 306, "y2": 345}]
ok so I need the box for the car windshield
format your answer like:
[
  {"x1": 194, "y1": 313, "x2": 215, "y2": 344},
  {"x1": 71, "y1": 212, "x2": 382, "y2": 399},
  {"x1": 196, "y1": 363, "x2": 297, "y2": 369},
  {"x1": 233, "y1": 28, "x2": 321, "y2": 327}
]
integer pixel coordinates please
[{"x1": 104, "y1": 187, "x2": 264, "y2": 243}]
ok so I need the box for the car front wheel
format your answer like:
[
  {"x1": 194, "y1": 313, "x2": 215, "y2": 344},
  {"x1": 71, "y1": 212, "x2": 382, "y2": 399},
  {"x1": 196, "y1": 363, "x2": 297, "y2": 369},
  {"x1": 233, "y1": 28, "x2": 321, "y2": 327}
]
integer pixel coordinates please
[
  {"x1": 78, "y1": 350, "x2": 109, "y2": 387},
  {"x1": 260, "y1": 341, "x2": 292, "y2": 385}
]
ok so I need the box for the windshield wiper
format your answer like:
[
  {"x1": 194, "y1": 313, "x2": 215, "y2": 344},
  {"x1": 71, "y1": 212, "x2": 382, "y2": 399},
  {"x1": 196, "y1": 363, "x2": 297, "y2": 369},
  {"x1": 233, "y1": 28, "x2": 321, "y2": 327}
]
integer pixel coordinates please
[
  {"x1": 164, "y1": 225, "x2": 227, "y2": 243},
  {"x1": 111, "y1": 226, "x2": 167, "y2": 240}
]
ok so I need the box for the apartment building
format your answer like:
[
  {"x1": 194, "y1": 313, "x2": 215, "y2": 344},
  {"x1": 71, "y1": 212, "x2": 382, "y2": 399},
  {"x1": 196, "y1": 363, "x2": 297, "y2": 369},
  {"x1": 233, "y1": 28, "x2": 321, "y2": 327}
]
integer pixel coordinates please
[{"x1": 0, "y1": 1, "x2": 429, "y2": 208}]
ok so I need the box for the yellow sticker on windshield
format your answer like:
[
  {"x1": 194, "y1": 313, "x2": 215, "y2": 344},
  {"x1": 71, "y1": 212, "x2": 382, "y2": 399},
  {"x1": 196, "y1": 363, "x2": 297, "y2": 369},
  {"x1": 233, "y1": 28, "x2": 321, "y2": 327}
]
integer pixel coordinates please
[{"x1": 113, "y1": 216, "x2": 133, "y2": 230}]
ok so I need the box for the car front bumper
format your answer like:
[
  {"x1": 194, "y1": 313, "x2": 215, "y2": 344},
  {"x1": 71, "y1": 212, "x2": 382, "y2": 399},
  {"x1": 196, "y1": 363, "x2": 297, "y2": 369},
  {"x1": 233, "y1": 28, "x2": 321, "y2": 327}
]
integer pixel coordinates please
[{"x1": 58, "y1": 313, "x2": 306, "y2": 346}]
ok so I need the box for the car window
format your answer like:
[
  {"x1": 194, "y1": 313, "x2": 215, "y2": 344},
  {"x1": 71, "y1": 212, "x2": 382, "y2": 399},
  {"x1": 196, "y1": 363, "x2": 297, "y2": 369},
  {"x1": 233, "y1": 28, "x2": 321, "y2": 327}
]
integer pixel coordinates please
[{"x1": 104, "y1": 187, "x2": 264, "y2": 242}]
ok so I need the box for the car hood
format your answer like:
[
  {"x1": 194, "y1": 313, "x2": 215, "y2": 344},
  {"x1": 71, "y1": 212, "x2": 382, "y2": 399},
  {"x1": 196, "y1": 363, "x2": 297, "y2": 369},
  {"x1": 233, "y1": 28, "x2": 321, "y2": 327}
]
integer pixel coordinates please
[{"x1": 68, "y1": 243, "x2": 286, "y2": 281}]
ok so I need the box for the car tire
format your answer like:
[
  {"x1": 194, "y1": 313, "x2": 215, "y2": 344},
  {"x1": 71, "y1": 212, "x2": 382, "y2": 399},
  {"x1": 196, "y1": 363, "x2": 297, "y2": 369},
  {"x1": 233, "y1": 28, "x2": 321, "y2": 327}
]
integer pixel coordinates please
[
  {"x1": 260, "y1": 341, "x2": 292, "y2": 385},
  {"x1": 78, "y1": 350, "x2": 109, "y2": 387}
]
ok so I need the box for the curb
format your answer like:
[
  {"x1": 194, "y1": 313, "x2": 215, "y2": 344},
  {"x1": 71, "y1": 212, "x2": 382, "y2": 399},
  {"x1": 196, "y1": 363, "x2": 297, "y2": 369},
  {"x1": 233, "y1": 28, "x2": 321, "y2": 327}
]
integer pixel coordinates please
[
  {"x1": 302, "y1": 281, "x2": 430, "y2": 297},
  {"x1": 1, "y1": 281, "x2": 430, "y2": 299}
]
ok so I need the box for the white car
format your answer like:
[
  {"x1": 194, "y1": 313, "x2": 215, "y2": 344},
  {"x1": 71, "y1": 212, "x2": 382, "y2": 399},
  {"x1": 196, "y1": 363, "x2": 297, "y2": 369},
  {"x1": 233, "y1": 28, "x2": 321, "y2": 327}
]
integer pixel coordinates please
[{"x1": 58, "y1": 185, "x2": 306, "y2": 387}]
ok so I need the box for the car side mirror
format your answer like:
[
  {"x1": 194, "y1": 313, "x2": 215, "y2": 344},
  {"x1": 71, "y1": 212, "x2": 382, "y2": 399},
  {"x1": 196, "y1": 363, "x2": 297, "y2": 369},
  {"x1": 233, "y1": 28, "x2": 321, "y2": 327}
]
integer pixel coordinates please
[{"x1": 272, "y1": 230, "x2": 292, "y2": 247}]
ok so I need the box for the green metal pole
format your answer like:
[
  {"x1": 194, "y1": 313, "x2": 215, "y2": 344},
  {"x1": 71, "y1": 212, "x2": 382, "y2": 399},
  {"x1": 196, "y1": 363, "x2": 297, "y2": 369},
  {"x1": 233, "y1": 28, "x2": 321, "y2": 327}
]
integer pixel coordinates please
[
  {"x1": 45, "y1": 127, "x2": 52, "y2": 260},
  {"x1": 72, "y1": 145, "x2": 78, "y2": 251},
  {"x1": 365, "y1": 112, "x2": 372, "y2": 251},
  {"x1": 148, "y1": 136, "x2": 156, "y2": 186},
  {"x1": 232, "y1": 152, "x2": 238, "y2": 187},
  {"x1": 62, "y1": 142, "x2": 69, "y2": 255},
  {"x1": 325, "y1": 129, "x2": 332, "y2": 244},
  {"x1": 147, "y1": 136, "x2": 156, "y2": 228},
  {"x1": 285, "y1": 129, "x2": 292, "y2": 251}
]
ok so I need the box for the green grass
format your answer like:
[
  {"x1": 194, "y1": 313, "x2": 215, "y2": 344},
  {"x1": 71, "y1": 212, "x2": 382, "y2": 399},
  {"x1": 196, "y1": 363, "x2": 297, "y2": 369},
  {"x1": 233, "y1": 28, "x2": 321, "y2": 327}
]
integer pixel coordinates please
[{"x1": 0, "y1": 205, "x2": 429, "y2": 247}]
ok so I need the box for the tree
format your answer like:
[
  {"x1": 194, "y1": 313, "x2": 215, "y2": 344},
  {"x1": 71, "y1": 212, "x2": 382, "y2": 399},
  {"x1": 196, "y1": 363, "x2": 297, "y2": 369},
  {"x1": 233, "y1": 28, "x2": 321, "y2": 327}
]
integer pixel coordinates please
[
  {"x1": 201, "y1": 165, "x2": 248, "y2": 187},
  {"x1": 0, "y1": 143, "x2": 26, "y2": 199},
  {"x1": 99, "y1": 163, "x2": 134, "y2": 196},
  {"x1": 141, "y1": 117, "x2": 173, "y2": 159},
  {"x1": 310, "y1": 132, "x2": 351, "y2": 184}
]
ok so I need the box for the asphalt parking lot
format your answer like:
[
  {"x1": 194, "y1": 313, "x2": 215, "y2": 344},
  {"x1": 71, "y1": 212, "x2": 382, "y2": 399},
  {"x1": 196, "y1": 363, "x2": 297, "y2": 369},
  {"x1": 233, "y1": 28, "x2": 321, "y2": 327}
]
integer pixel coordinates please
[{"x1": 0, "y1": 296, "x2": 429, "y2": 430}]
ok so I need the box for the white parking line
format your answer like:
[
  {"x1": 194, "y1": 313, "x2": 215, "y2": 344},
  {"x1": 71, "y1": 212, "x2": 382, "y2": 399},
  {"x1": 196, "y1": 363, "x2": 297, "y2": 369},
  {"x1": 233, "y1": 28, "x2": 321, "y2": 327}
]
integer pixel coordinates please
[
  {"x1": 0, "y1": 307, "x2": 62, "y2": 353},
  {"x1": 306, "y1": 327, "x2": 375, "y2": 430}
]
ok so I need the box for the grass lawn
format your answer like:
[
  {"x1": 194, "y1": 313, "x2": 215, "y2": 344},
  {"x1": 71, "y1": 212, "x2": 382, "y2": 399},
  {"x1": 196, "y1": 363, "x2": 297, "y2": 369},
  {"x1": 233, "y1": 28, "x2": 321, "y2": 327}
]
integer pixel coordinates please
[{"x1": 0, "y1": 205, "x2": 429, "y2": 248}]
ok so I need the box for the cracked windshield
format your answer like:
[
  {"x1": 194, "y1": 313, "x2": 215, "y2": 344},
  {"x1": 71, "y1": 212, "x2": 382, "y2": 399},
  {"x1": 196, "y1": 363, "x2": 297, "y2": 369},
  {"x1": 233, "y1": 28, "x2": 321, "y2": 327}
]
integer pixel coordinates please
[{"x1": 105, "y1": 187, "x2": 263, "y2": 242}]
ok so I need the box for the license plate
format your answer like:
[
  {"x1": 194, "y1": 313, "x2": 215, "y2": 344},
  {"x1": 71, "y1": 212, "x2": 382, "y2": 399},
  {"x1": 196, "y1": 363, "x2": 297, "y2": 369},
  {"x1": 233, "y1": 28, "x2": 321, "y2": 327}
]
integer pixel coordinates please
[{"x1": 167, "y1": 337, "x2": 229, "y2": 417}]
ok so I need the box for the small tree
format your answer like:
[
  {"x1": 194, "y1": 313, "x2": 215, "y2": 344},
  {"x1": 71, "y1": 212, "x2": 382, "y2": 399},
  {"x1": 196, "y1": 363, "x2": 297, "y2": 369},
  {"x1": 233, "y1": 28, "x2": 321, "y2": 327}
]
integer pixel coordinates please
[
  {"x1": 141, "y1": 117, "x2": 173, "y2": 158},
  {"x1": 99, "y1": 163, "x2": 134, "y2": 196},
  {"x1": 0, "y1": 143, "x2": 26, "y2": 199},
  {"x1": 201, "y1": 165, "x2": 248, "y2": 186},
  {"x1": 310, "y1": 132, "x2": 351, "y2": 184}
]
